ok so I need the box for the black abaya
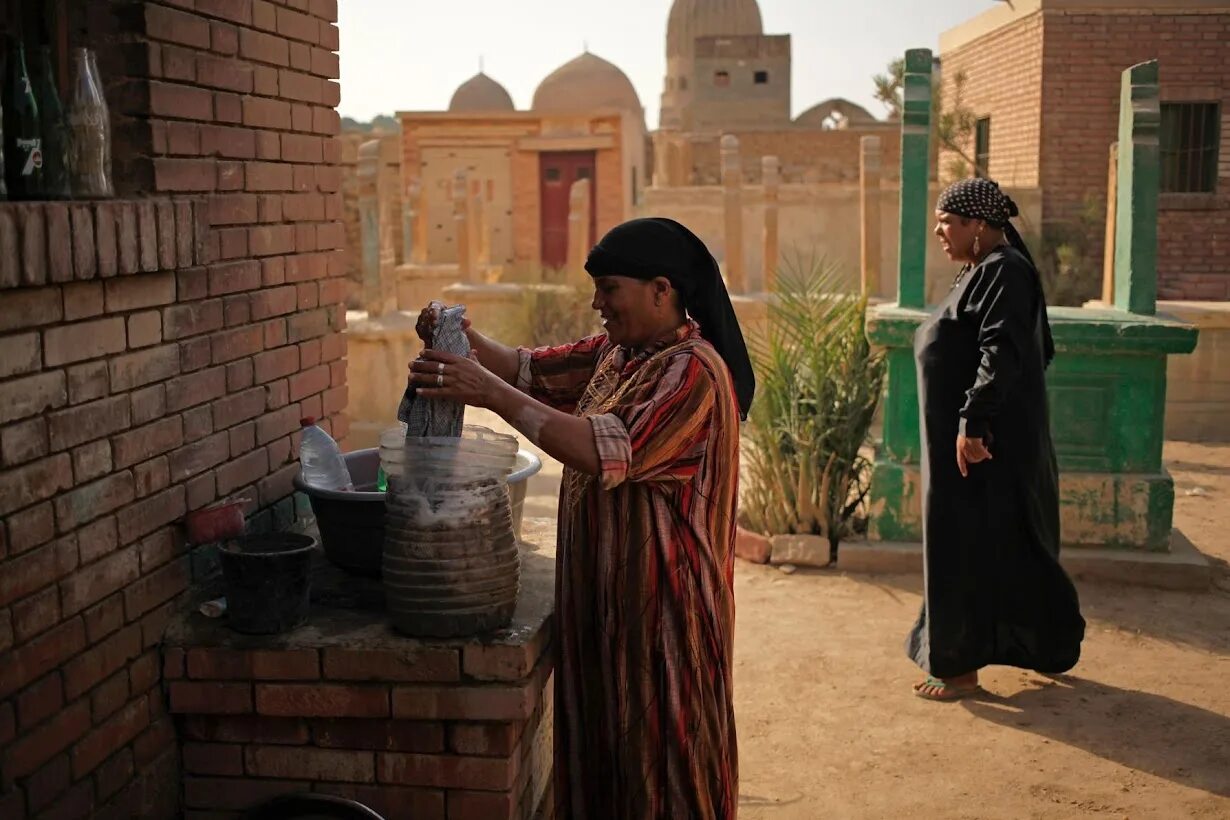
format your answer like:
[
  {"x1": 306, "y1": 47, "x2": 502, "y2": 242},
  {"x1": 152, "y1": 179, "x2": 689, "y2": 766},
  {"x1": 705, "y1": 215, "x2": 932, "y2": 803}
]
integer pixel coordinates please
[{"x1": 907, "y1": 245, "x2": 1085, "y2": 678}]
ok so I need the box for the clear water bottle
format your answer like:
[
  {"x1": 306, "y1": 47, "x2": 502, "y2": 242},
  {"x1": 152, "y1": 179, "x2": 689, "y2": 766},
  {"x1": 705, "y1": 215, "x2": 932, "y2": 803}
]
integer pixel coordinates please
[{"x1": 298, "y1": 417, "x2": 353, "y2": 491}]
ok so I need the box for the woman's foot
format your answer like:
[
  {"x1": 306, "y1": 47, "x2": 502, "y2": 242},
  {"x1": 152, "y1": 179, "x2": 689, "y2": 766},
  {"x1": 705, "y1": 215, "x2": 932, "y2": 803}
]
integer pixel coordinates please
[{"x1": 913, "y1": 671, "x2": 981, "y2": 701}]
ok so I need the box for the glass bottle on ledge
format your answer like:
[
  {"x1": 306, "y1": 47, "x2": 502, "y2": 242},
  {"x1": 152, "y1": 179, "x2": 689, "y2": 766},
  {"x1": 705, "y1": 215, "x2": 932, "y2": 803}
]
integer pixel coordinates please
[
  {"x1": 4, "y1": 36, "x2": 45, "y2": 200},
  {"x1": 66, "y1": 47, "x2": 112, "y2": 199},
  {"x1": 33, "y1": 46, "x2": 71, "y2": 199}
]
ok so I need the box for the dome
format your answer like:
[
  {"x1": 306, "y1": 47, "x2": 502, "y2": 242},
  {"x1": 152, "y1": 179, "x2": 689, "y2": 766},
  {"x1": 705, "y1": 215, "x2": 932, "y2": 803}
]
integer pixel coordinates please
[
  {"x1": 531, "y1": 52, "x2": 643, "y2": 117},
  {"x1": 448, "y1": 72, "x2": 515, "y2": 112},
  {"x1": 795, "y1": 98, "x2": 879, "y2": 129},
  {"x1": 666, "y1": 0, "x2": 764, "y2": 58}
]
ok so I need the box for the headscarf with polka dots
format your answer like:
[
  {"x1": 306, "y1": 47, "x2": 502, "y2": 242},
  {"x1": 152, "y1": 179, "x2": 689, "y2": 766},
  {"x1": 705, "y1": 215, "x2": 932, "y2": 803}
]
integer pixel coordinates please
[{"x1": 937, "y1": 177, "x2": 1035, "y2": 267}]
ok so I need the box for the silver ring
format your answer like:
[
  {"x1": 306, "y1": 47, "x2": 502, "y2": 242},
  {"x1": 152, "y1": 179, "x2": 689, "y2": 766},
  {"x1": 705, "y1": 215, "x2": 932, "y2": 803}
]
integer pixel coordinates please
[
  {"x1": 436, "y1": 374, "x2": 443, "y2": 387},
  {"x1": 437, "y1": 362, "x2": 445, "y2": 374}
]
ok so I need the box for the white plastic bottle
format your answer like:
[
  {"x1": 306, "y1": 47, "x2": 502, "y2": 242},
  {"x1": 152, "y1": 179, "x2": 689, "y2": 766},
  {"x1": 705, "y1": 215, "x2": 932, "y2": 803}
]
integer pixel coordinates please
[{"x1": 298, "y1": 417, "x2": 353, "y2": 491}]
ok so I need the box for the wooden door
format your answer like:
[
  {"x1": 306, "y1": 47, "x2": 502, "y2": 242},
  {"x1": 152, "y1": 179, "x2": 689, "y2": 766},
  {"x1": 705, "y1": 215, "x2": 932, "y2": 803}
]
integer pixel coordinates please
[{"x1": 539, "y1": 151, "x2": 596, "y2": 270}]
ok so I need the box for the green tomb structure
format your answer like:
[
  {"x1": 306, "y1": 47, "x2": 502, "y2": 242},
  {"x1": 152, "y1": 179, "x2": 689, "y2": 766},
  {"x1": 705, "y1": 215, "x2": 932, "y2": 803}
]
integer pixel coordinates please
[{"x1": 863, "y1": 56, "x2": 1207, "y2": 587}]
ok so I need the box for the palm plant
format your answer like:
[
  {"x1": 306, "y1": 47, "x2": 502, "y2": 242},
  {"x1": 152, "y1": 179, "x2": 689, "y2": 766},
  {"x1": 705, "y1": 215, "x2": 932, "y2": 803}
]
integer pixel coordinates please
[{"x1": 741, "y1": 254, "x2": 885, "y2": 560}]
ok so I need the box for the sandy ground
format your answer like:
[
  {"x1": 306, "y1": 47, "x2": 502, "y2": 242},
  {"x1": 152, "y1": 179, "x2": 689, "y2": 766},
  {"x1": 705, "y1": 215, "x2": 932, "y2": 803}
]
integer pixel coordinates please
[{"x1": 474, "y1": 408, "x2": 1230, "y2": 820}]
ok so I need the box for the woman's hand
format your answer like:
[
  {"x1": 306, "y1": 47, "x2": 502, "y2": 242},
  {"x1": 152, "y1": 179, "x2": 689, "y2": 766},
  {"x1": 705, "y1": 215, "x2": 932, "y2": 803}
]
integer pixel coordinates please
[
  {"x1": 956, "y1": 435, "x2": 992, "y2": 478},
  {"x1": 408, "y1": 349, "x2": 503, "y2": 410},
  {"x1": 415, "y1": 302, "x2": 472, "y2": 346}
]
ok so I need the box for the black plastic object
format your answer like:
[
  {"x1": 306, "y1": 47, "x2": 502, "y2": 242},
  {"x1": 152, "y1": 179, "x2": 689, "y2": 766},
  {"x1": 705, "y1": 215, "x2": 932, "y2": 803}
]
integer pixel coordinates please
[
  {"x1": 218, "y1": 532, "x2": 315, "y2": 634},
  {"x1": 294, "y1": 449, "x2": 386, "y2": 577},
  {"x1": 242, "y1": 793, "x2": 387, "y2": 820}
]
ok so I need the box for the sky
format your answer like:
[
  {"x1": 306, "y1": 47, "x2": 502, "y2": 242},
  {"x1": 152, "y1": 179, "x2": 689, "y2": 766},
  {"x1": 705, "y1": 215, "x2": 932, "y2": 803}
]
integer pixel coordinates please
[{"x1": 337, "y1": 0, "x2": 995, "y2": 129}]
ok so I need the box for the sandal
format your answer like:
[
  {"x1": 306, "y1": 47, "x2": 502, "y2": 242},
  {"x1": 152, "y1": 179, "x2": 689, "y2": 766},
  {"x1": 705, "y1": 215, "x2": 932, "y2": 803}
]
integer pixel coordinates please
[{"x1": 913, "y1": 675, "x2": 981, "y2": 701}]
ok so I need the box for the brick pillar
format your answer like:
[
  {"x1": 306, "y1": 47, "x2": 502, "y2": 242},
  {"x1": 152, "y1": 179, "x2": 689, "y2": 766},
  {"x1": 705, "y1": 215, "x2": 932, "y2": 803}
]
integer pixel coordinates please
[
  {"x1": 566, "y1": 178, "x2": 592, "y2": 276},
  {"x1": 860, "y1": 136, "x2": 883, "y2": 299},
  {"x1": 1113, "y1": 60, "x2": 1160, "y2": 316},
  {"x1": 761, "y1": 155, "x2": 779, "y2": 294},
  {"x1": 720, "y1": 135, "x2": 745, "y2": 294},
  {"x1": 357, "y1": 141, "x2": 382, "y2": 314},
  {"x1": 897, "y1": 48, "x2": 933, "y2": 309},
  {"x1": 454, "y1": 169, "x2": 473, "y2": 283}
]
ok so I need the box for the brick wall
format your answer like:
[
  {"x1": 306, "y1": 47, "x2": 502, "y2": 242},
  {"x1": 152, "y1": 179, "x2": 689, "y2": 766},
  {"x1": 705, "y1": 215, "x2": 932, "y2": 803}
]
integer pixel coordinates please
[
  {"x1": 0, "y1": 2, "x2": 345, "y2": 818},
  {"x1": 684, "y1": 127, "x2": 903, "y2": 186},
  {"x1": 1039, "y1": 9, "x2": 1230, "y2": 300},
  {"x1": 938, "y1": 11, "x2": 1044, "y2": 187}
]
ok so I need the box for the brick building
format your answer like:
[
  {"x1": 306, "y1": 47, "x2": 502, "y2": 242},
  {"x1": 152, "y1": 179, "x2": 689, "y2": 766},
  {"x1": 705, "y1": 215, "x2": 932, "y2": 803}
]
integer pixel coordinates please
[
  {"x1": 0, "y1": 1, "x2": 346, "y2": 817},
  {"x1": 938, "y1": 0, "x2": 1230, "y2": 300}
]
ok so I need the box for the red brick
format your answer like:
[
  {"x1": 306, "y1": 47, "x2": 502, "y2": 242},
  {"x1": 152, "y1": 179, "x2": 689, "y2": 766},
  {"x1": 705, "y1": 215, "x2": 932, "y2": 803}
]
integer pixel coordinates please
[
  {"x1": 0, "y1": 209, "x2": 16, "y2": 289},
  {"x1": 164, "y1": 368, "x2": 226, "y2": 415},
  {"x1": 1, "y1": 416, "x2": 49, "y2": 467},
  {"x1": 112, "y1": 417, "x2": 183, "y2": 470},
  {"x1": 377, "y1": 750, "x2": 516, "y2": 790},
  {"x1": 0, "y1": 286, "x2": 62, "y2": 332},
  {"x1": 117, "y1": 486, "x2": 187, "y2": 545},
  {"x1": 298, "y1": 338, "x2": 321, "y2": 369},
  {"x1": 105, "y1": 273, "x2": 176, "y2": 312},
  {"x1": 18, "y1": 204, "x2": 47, "y2": 285},
  {"x1": 72, "y1": 694, "x2": 150, "y2": 779},
  {"x1": 263, "y1": 317, "x2": 289, "y2": 348},
  {"x1": 137, "y1": 201, "x2": 159, "y2": 272},
  {"x1": 313, "y1": 105, "x2": 341, "y2": 136},
  {"x1": 257, "y1": 405, "x2": 302, "y2": 446},
  {"x1": 200, "y1": 125, "x2": 256, "y2": 160},
  {"x1": 124, "y1": 557, "x2": 190, "y2": 621},
  {"x1": 92, "y1": 203, "x2": 118, "y2": 280},
  {"x1": 149, "y1": 79, "x2": 214, "y2": 120},
  {"x1": 128, "y1": 650, "x2": 159, "y2": 696},
  {"x1": 54, "y1": 467, "x2": 135, "y2": 533},
  {"x1": 25, "y1": 752, "x2": 71, "y2": 813},
  {"x1": 447, "y1": 722, "x2": 521, "y2": 757},
  {"x1": 294, "y1": 280, "x2": 317, "y2": 309},
  {"x1": 17, "y1": 672, "x2": 65, "y2": 729},
  {"x1": 47, "y1": 395, "x2": 131, "y2": 452},
  {"x1": 170, "y1": 431, "x2": 230, "y2": 481},
  {"x1": 94, "y1": 746, "x2": 135, "y2": 803},
  {"x1": 76, "y1": 516, "x2": 121, "y2": 567},
  {"x1": 288, "y1": 364, "x2": 330, "y2": 402},
  {"x1": 133, "y1": 718, "x2": 177, "y2": 769},
  {"x1": 1, "y1": 699, "x2": 90, "y2": 780},
  {"x1": 11, "y1": 587, "x2": 60, "y2": 644},
  {"x1": 197, "y1": 54, "x2": 254, "y2": 93},
  {"x1": 211, "y1": 387, "x2": 267, "y2": 430},
  {"x1": 62, "y1": 624, "x2": 142, "y2": 702},
  {"x1": 289, "y1": 41, "x2": 311, "y2": 72},
  {"x1": 277, "y1": 69, "x2": 321, "y2": 103},
  {"x1": 242, "y1": 96, "x2": 292, "y2": 131},
  {"x1": 46, "y1": 204, "x2": 73, "y2": 283},
  {"x1": 109, "y1": 344, "x2": 181, "y2": 392},
  {"x1": 212, "y1": 20, "x2": 239, "y2": 54},
  {"x1": 154, "y1": 157, "x2": 216, "y2": 192},
  {"x1": 63, "y1": 365, "x2": 107, "y2": 408},
  {"x1": 291, "y1": 163, "x2": 315, "y2": 192},
  {"x1": 117, "y1": 203, "x2": 140, "y2": 274},
  {"x1": 158, "y1": 201, "x2": 178, "y2": 269},
  {"x1": 60, "y1": 547, "x2": 140, "y2": 618},
  {"x1": 287, "y1": 307, "x2": 329, "y2": 341},
  {"x1": 63, "y1": 281, "x2": 104, "y2": 321},
  {"x1": 262, "y1": 256, "x2": 287, "y2": 286},
  {"x1": 176, "y1": 267, "x2": 208, "y2": 303},
  {"x1": 229, "y1": 420, "x2": 253, "y2": 454},
  {"x1": 43, "y1": 317, "x2": 126, "y2": 367},
  {"x1": 247, "y1": 745, "x2": 375, "y2": 782},
  {"x1": 256, "y1": 684, "x2": 389, "y2": 718},
  {"x1": 186, "y1": 472, "x2": 218, "y2": 510},
  {"x1": 321, "y1": 80, "x2": 341, "y2": 108},
  {"x1": 250, "y1": 225, "x2": 296, "y2": 257},
  {"x1": 245, "y1": 162, "x2": 294, "y2": 192},
  {"x1": 211, "y1": 325, "x2": 264, "y2": 365},
  {"x1": 240, "y1": 28, "x2": 290, "y2": 67},
  {"x1": 253, "y1": 348, "x2": 300, "y2": 385},
  {"x1": 391, "y1": 683, "x2": 536, "y2": 721},
  {"x1": 71, "y1": 439, "x2": 113, "y2": 483},
  {"x1": 259, "y1": 194, "x2": 284, "y2": 222},
  {"x1": 180, "y1": 741, "x2": 243, "y2": 776},
  {"x1": 146, "y1": 4, "x2": 211, "y2": 48},
  {"x1": 170, "y1": 681, "x2": 253, "y2": 714},
  {"x1": 90, "y1": 669, "x2": 130, "y2": 726},
  {"x1": 256, "y1": 462, "x2": 297, "y2": 505},
  {"x1": 161, "y1": 44, "x2": 197, "y2": 82},
  {"x1": 208, "y1": 260, "x2": 261, "y2": 295},
  {"x1": 0, "y1": 535, "x2": 78, "y2": 608},
  {"x1": 313, "y1": 719, "x2": 445, "y2": 753},
  {"x1": 182, "y1": 336, "x2": 214, "y2": 372},
  {"x1": 167, "y1": 120, "x2": 201, "y2": 155},
  {"x1": 164, "y1": 300, "x2": 225, "y2": 342},
  {"x1": 83, "y1": 593, "x2": 125, "y2": 644},
  {"x1": 285, "y1": 253, "x2": 327, "y2": 283},
  {"x1": 322, "y1": 386, "x2": 347, "y2": 416},
  {"x1": 135, "y1": 455, "x2": 172, "y2": 498},
  {"x1": 217, "y1": 225, "x2": 248, "y2": 258},
  {"x1": 0, "y1": 617, "x2": 86, "y2": 700},
  {"x1": 312, "y1": 0, "x2": 339, "y2": 21},
  {"x1": 182, "y1": 714, "x2": 309, "y2": 745},
  {"x1": 128, "y1": 310, "x2": 163, "y2": 349},
  {"x1": 311, "y1": 47, "x2": 340, "y2": 79},
  {"x1": 6, "y1": 501, "x2": 55, "y2": 554},
  {"x1": 215, "y1": 447, "x2": 267, "y2": 495},
  {"x1": 136, "y1": 526, "x2": 181, "y2": 572},
  {"x1": 187, "y1": 648, "x2": 320, "y2": 680},
  {"x1": 226, "y1": 357, "x2": 254, "y2": 391}
]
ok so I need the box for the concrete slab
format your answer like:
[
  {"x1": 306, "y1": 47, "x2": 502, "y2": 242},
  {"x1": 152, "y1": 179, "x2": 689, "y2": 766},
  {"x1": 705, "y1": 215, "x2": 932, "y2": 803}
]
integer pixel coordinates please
[{"x1": 837, "y1": 529, "x2": 1213, "y2": 591}]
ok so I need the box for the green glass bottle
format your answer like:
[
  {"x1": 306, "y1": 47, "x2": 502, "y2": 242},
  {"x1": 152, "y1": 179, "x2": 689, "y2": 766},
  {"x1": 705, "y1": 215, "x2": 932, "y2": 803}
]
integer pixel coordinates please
[
  {"x1": 32, "y1": 46, "x2": 71, "y2": 199},
  {"x1": 4, "y1": 37, "x2": 43, "y2": 200}
]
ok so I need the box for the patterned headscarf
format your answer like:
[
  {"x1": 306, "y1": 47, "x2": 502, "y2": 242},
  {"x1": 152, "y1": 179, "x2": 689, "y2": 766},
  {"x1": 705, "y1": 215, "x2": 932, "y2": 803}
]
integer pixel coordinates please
[
  {"x1": 936, "y1": 177, "x2": 1034, "y2": 267},
  {"x1": 936, "y1": 178, "x2": 1019, "y2": 227}
]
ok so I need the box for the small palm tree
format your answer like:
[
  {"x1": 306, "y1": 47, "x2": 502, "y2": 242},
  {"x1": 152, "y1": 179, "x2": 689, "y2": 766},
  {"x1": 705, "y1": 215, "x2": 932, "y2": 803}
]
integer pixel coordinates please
[{"x1": 741, "y1": 254, "x2": 885, "y2": 561}]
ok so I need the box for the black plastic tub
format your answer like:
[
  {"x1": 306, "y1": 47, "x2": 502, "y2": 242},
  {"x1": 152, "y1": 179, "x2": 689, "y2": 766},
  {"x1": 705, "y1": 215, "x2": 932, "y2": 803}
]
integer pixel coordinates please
[
  {"x1": 219, "y1": 532, "x2": 316, "y2": 634},
  {"x1": 294, "y1": 448, "x2": 541, "y2": 578}
]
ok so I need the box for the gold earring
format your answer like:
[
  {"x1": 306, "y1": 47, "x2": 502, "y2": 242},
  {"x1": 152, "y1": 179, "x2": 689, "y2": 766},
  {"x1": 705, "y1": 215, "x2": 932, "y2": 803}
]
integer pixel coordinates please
[{"x1": 972, "y1": 233, "x2": 981, "y2": 258}]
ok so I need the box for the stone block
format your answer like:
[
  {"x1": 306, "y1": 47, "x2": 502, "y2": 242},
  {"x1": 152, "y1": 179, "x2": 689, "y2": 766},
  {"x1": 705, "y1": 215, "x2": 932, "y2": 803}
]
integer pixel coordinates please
[{"x1": 768, "y1": 534, "x2": 831, "y2": 568}]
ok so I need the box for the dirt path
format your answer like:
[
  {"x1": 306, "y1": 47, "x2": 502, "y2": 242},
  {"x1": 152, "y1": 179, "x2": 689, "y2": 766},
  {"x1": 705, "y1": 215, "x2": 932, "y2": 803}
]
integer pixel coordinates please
[{"x1": 473, "y1": 408, "x2": 1230, "y2": 819}]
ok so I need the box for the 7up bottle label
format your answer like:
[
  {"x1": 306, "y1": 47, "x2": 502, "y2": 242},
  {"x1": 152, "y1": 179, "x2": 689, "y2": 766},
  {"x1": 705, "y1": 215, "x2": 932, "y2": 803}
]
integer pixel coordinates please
[{"x1": 16, "y1": 136, "x2": 42, "y2": 177}]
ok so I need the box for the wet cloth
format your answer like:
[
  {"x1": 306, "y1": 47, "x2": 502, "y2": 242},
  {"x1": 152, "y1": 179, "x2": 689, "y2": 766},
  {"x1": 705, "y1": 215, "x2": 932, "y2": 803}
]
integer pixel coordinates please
[{"x1": 397, "y1": 303, "x2": 468, "y2": 438}]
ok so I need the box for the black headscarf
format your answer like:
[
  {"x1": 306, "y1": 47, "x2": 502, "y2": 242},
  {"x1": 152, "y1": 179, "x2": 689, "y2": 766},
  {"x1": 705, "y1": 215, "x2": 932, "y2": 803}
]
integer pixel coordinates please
[
  {"x1": 936, "y1": 178, "x2": 1055, "y2": 365},
  {"x1": 936, "y1": 177, "x2": 1035, "y2": 267},
  {"x1": 584, "y1": 217, "x2": 755, "y2": 420}
]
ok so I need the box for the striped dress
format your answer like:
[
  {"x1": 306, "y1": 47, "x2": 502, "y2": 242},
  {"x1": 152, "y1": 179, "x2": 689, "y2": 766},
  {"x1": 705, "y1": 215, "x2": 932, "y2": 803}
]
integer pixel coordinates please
[{"x1": 517, "y1": 321, "x2": 740, "y2": 820}]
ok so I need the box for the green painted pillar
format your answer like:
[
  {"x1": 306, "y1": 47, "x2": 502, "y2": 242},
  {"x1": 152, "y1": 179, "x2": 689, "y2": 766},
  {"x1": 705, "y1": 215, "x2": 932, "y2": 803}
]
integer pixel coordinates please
[
  {"x1": 896, "y1": 48, "x2": 933, "y2": 309},
  {"x1": 1113, "y1": 60, "x2": 1160, "y2": 316}
]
